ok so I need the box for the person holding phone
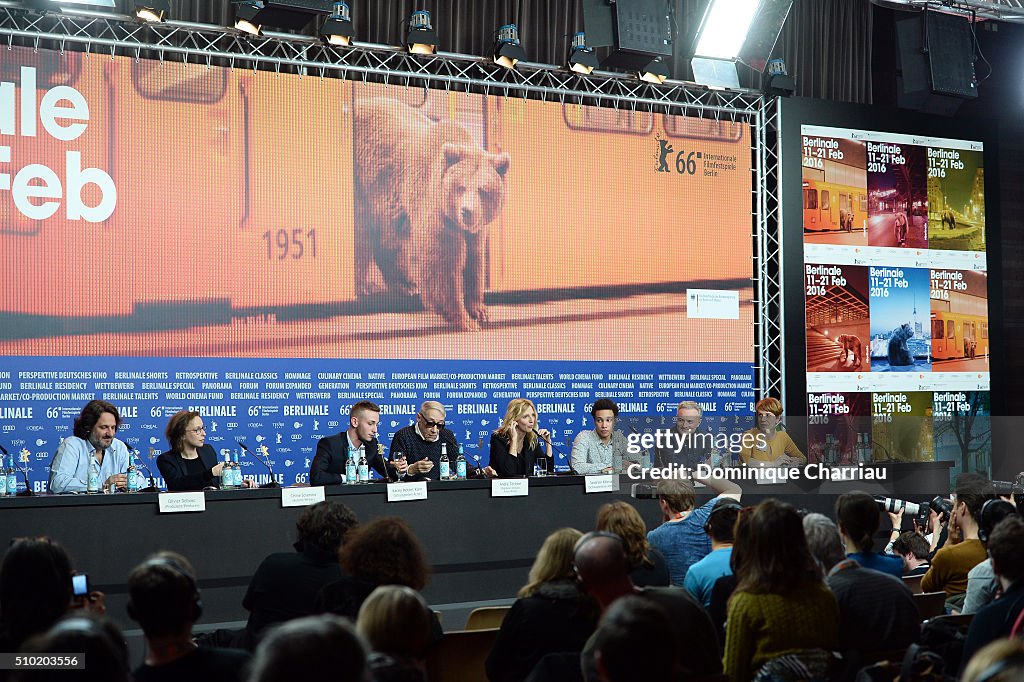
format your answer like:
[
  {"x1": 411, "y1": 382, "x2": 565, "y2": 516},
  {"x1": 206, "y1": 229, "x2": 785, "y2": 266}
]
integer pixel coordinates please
[
  {"x1": 489, "y1": 399, "x2": 552, "y2": 477},
  {"x1": 157, "y1": 411, "x2": 255, "y2": 491}
]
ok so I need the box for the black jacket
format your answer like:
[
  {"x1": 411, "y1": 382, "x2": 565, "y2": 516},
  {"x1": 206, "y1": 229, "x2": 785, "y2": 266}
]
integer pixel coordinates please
[
  {"x1": 485, "y1": 579, "x2": 598, "y2": 682},
  {"x1": 310, "y1": 432, "x2": 396, "y2": 485},
  {"x1": 157, "y1": 444, "x2": 219, "y2": 491}
]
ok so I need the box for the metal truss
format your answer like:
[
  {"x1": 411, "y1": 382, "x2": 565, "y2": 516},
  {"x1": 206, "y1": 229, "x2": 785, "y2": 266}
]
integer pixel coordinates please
[
  {"x1": 754, "y1": 98, "x2": 785, "y2": 402},
  {"x1": 0, "y1": 3, "x2": 786, "y2": 399},
  {"x1": 873, "y1": 0, "x2": 1024, "y2": 21}
]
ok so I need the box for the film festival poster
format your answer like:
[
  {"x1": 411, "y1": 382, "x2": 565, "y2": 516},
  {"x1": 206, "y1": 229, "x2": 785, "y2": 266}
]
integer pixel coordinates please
[
  {"x1": 805, "y1": 264, "x2": 870, "y2": 373},
  {"x1": 866, "y1": 141, "x2": 928, "y2": 250},
  {"x1": 926, "y1": 145, "x2": 985, "y2": 252},
  {"x1": 801, "y1": 133, "x2": 867, "y2": 245},
  {"x1": 870, "y1": 391, "x2": 935, "y2": 463},
  {"x1": 868, "y1": 266, "x2": 932, "y2": 373},
  {"x1": 806, "y1": 391, "x2": 872, "y2": 465}
]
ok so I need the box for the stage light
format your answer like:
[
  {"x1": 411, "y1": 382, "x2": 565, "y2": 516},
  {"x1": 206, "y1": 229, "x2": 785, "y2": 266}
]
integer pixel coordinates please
[
  {"x1": 135, "y1": 0, "x2": 169, "y2": 23},
  {"x1": 762, "y1": 58, "x2": 795, "y2": 97},
  {"x1": 406, "y1": 10, "x2": 438, "y2": 55},
  {"x1": 694, "y1": 0, "x2": 761, "y2": 61},
  {"x1": 638, "y1": 57, "x2": 669, "y2": 84},
  {"x1": 234, "y1": 1, "x2": 263, "y2": 36},
  {"x1": 320, "y1": 1, "x2": 353, "y2": 46},
  {"x1": 567, "y1": 32, "x2": 599, "y2": 75},
  {"x1": 494, "y1": 24, "x2": 526, "y2": 69}
]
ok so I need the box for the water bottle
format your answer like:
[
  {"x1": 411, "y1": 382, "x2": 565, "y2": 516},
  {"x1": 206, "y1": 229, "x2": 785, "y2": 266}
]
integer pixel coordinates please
[
  {"x1": 439, "y1": 443, "x2": 450, "y2": 480},
  {"x1": 345, "y1": 447, "x2": 357, "y2": 485},
  {"x1": 456, "y1": 444, "x2": 467, "y2": 480},
  {"x1": 232, "y1": 450, "x2": 243, "y2": 488},
  {"x1": 126, "y1": 457, "x2": 138, "y2": 493},
  {"x1": 221, "y1": 451, "x2": 235, "y2": 489},
  {"x1": 87, "y1": 455, "x2": 100, "y2": 494},
  {"x1": 0, "y1": 461, "x2": 7, "y2": 497},
  {"x1": 5, "y1": 456, "x2": 15, "y2": 496},
  {"x1": 358, "y1": 449, "x2": 369, "y2": 483}
]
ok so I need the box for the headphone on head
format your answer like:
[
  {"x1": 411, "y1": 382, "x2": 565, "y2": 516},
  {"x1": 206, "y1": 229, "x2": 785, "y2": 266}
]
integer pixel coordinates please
[
  {"x1": 704, "y1": 499, "x2": 743, "y2": 535},
  {"x1": 126, "y1": 556, "x2": 203, "y2": 623},
  {"x1": 973, "y1": 653, "x2": 1024, "y2": 682},
  {"x1": 978, "y1": 498, "x2": 1017, "y2": 544}
]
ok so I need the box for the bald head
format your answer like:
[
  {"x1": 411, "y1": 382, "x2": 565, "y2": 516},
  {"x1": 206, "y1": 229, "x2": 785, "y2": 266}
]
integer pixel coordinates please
[{"x1": 573, "y1": 532, "x2": 630, "y2": 592}]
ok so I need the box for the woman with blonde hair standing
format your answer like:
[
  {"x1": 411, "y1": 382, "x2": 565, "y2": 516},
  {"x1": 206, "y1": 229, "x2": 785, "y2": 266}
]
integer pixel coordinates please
[{"x1": 489, "y1": 398, "x2": 554, "y2": 477}]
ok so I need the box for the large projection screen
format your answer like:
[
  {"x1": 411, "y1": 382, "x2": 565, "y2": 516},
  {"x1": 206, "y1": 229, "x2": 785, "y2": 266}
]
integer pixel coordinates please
[{"x1": 0, "y1": 48, "x2": 757, "y2": 488}]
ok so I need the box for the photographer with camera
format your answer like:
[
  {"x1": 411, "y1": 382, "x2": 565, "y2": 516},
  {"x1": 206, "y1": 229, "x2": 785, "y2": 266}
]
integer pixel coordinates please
[{"x1": 921, "y1": 473, "x2": 993, "y2": 612}]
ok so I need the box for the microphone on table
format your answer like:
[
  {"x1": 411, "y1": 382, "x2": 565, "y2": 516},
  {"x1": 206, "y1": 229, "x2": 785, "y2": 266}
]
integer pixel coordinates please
[
  {"x1": 125, "y1": 443, "x2": 159, "y2": 493},
  {"x1": 238, "y1": 441, "x2": 280, "y2": 488},
  {"x1": 628, "y1": 425, "x2": 654, "y2": 468},
  {"x1": 1, "y1": 443, "x2": 34, "y2": 496},
  {"x1": 532, "y1": 428, "x2": 565, "y2": 474}
]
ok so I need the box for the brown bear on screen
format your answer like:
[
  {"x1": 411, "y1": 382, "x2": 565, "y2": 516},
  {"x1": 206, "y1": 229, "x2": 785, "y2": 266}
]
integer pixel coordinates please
[{"x1": 354, "y1": 97, "x2": 510, "y2": 331}]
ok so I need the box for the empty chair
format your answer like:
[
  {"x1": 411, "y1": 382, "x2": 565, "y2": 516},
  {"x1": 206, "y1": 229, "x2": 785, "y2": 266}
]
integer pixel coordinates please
[
  {"x1": 913, "y1": 591, "x2": 947, "y2": 620},
  {"x1": 465, "y1": 605, "x2": 511, "y2": 631}
]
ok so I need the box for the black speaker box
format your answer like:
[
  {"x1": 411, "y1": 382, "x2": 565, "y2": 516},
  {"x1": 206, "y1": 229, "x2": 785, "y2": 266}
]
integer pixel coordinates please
[{"x1": 895, "y1": 9, "x2": 978, "y2": 115}]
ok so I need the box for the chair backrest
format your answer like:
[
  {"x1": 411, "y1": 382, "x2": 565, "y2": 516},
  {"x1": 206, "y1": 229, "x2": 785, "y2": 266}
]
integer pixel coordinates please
[
  {"x1": 903, "y1": 574, "x2": 924, "y2": 595},
  {"x1": 913, "y1": 591, "x2": 947, "y2": 621},
  {"x1": 425, "y1": 628, "x2": 499, "y2": 682},
  {"x1": 465, "y1": 605, "x2": 511, "y2": 631}
]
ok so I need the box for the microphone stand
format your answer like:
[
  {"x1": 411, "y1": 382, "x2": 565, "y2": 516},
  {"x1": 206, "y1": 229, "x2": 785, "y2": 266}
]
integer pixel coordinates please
[
  {"x1": 239, "y1": 442, "x2": 280, "y2": 488},
  {"x1": 628, "y1": 425, "x2": 654, "y2": 470},
  {"x1": 532, "y1": 428, "x2": 563, "y2": 475},
  {"x1": 127, "y1": 445, "x2": 159, "y2": 493},
  {"x1": 1, "y1": 444, "x2": 35, "y2": 496}
]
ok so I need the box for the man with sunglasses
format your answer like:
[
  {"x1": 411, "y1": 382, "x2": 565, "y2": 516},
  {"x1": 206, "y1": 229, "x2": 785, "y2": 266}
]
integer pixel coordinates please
[{"x1": 389, "y1": 401, "x2": 463, "y2": 482}]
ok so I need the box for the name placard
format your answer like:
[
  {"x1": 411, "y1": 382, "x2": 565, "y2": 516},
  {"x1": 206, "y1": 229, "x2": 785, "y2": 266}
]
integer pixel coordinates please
[
  {"x1": 158, "y1": 491, "x2": 205, "y2": 513},
  {"x1": 754, "y1": 466, "x2": 789, "y2": 485},
  {"x1": 491, "y1": 478, "x2": 529, "y2": 497},
  {"x1": 282, "y1": 486, "x2": 326, "y2": 508},
  {"x1": 386, "y1": 481, "x2": 428, "y2": 502},
  {"x1": 584, "y1": 474, "x2": 616, "y2": 493}
]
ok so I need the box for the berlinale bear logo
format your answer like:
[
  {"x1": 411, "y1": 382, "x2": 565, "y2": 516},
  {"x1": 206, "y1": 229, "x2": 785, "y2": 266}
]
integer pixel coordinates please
[{"x1": 656, "y1": 134, "x2": 675, "y2": 173}]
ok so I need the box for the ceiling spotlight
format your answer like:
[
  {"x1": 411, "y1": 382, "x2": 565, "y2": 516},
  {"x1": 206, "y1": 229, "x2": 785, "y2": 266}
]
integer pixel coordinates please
[
  {"x1": 320, "y1": 1, "x2": 353, "y2": 46},
  {"x1": 638, "y1": 57, "x2": 669, "y2": 84},
  {"x1": 135, "y1": 0, "x2": 169, "y2": 22},
  {"x1": 567, "y1": 32, "x2": 599, "y2": 75},
  {"x1": 494, "y1": 23, "x2": 526, "y2": 69},
  {"x1": 234, "y1": 1, "x2": 263, "y2": 36},
  {"x1": 406, "y1": 10, "x2": 439, "y2": 55}
]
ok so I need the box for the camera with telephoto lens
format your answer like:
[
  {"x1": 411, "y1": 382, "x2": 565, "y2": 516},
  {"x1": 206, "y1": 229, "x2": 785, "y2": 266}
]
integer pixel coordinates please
[
  {"x1": 929, "y1": 495, "x2": 953, "y2": 521},
  {"x1": 876, "y1": 497, "x2": 923, "y2": 516},
  {"x1": 992, "y1": 480, "x2": 1024, "y2": 496}
]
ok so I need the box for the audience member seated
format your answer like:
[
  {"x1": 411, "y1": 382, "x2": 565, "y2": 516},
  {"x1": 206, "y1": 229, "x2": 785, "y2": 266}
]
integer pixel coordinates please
[
  {"x1": 646, "y1": 475, "x2": 742, "y2": 586},
  {"x1": 574, "y1": 531, "x2": 721, "y2": 681},
  {"x1": 247, "y1": 615, "x2": 367, "y2": 682},
  {"x1": 486, "y1": 528, "x2": 598, "y2": 682},
  {"x1": 736, "y1": 397, "x2": 806, "y2": 467},
  {"x1": 802, "y1": 513, "x2": 919, "y2": 674},
  {"x1": 570, "y1": 399, "x2": 633, "y2": 475},
  {"x1": 316, "y1": 517, "x2": 431, "y2": 620},
  {"x1": 922, "y1": 473, "x2": 992, "y2": 610},
  {"x1": 239, "y1": 501, "x2": 358, "y2": 649},
  {"x1": 960, "y1": 515, "x2": 1024, "y2": 674},
  {"x1": 891, "y1": 531, "x2": 932, "y2": 577},
  {"x1": 128, "y1": 552, "x2": 250, "y2": 682},
  {"x1": 961, "y1": 638, "x2": 1024, "y2": 682},
  {"x1": 357, "y1": 585, "x2": 433, "y2": 682},
  {"x1": 158, "y1": 410, "x2": 254, "y2": 491},
  {"x1": 590, "y1": 596, "x2": 675, "y2": 682},
  {"x1": 390, "y1": 401, "x2": 462, "y2": 482},
  {"x1": 835, "y1": 491, "x2": 904, "y2": 578},
  {"x1": 0, "y1": 537, "x2": 101, "y2": 655},
  {"x1": 706, "y1": 509, "x2": 753, "y2": 648},
  {"x1": 595, "y1": 501, "x2": 669, "y2": 587},
  {"x1": 963, "y1": 499, "x2": 1017, "y2": 616},
  {"x1": 723, "y1": 500, "x2": 839, "y2": 682},
  {"x1": 489, "y1": 399, "x2": 553, "y2": 477},
  {"x1": 10, "y1": 615, "x2": 130, "y2": 682},
  {"x1": 684, "y1": 498, "x2": 740, "y2": 608}
]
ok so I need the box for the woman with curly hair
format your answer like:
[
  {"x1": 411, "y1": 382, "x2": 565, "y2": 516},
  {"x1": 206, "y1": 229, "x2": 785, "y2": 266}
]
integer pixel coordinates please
[
  {"x1": 315, "y1": 517, "x2": 431, "y2": 619},
  {"x1": 596, "y1": 501, "x2": 670, "y2": 587}
]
